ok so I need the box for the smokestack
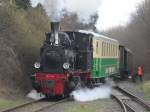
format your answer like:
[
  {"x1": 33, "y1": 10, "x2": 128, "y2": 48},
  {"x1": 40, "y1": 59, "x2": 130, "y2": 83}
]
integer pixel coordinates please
[{"x1": 51, "y1": 22, "x2": 60, "y2": 45}]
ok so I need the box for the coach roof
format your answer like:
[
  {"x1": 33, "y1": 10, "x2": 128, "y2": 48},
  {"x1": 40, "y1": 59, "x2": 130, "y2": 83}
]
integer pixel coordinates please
[{"x1": 78, "y1": 30, "x2": 118, "y2": 43}]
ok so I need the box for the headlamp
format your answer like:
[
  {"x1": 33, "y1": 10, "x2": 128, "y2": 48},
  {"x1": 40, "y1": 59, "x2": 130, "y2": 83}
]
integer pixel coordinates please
[
  {"x1": 34, "y1": 62, "x2": 40, "y2": 69},
  {"x1": 63, "y1": 63, "x2": 70, "y2": 69}
]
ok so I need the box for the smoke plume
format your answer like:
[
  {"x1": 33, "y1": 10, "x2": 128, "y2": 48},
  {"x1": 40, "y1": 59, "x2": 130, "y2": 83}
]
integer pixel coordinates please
[
  {"x1": 31, "y1": 0, "x2": 102, "y2": 24},
  {"x1": 71, "y1": 85, "x2": 112, "y2": 102}
]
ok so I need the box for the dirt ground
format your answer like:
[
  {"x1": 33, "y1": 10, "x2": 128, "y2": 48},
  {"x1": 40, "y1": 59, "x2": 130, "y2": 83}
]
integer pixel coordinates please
[{"x1": 37, "y1": 99, "x2": 122, "y2": 112}]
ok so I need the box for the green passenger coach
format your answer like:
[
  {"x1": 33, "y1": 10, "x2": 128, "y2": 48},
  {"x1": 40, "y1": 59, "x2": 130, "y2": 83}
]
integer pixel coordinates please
[
  {"x1": 78, "y1": 30, "x2": 120, "y2": 79},
  {"x1": 92, "y1": 34, "x2": 119, "y2": 78}
]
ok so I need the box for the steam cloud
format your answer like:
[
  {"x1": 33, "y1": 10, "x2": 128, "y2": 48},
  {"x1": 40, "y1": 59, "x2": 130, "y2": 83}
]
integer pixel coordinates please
[
  {"x1": 27, "y1": 90, "x2": 45, "y2": 100},
  {"x1": 31, "y1": 0, "x2": 102, "y2": 24},
  {"x1": 71, "y1": 85, "x2": 112, "y2": 102}
]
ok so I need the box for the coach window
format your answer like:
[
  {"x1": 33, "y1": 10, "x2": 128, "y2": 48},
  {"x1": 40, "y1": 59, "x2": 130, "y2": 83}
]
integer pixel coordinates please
[
  {"x1": 116, "y1": 45, "x2": 118, "y2": 56},
  {"x1": 109, "y1": 43, "x2": 111, "y2": 56},
  {"x1": 110, "y1": 44, "x2": 112, "y2": 56},
  {"x1": 96, "y1": 41, "x2": 98, "y2": 54},
  {"x1": 115, "y1": 45, "x2": 117, "y2": 56},
  {"x1": 102, "y1": 42, "x2": 104, "y2": 56},
  {"x1": 103, "y1": 42, "x2": 105, "y2": 56},
  {"x1": 107, "y1": 43, "x2": 108, "y2": 56},
  {"x1": 114, "y1": 45, "x2": 116, "y2": 56},
  {"x1": 111, "y1": 44, "x2": 113, "y2": 56},
  {"x1": 107, "y1": 43, "x2": 109, "y2": 56},
  {"x1": 104, "y1": 42, "x2": 107, "y2": 56},
  {"x1": 105, "y1": 42, "x2": 106, "y2": 56},
  {"x1": 105, "y1": 42, "x2": 108, "y2": 56},
  {"x1": 104, "y1": 42, "x2": 106, "y2": 56},
  {"x1": 104, "y1": 42, "x2": 105, "y2": 56},
  {"x1": 106, "y1": 42, "x2": 107, "y2": 56},
  {"x1": 113, "y1": 44, "x2": 115, "y2": 56},
  {"x1": 102, "y1": 42, "x2": 105, "y2": 56},
  {"x1": 110, "y1": 43, "x2": 112, "y2": 56},
  {"x1": 114, "y1": 45, "x2": 115, "y2": 56},
  {"x1": 108, "y1": 43, "x2": 109, "y2": 56},
  {"x1": 101, "y1": 42, "x2": 103, "y2": 56},
  {"x1": 108, "y1": 43, "x2": 110, "y2": 56}
]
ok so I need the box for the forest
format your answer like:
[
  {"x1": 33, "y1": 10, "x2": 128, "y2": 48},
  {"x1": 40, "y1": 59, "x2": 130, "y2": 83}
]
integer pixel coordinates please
[{"x1": 104, "y1": 0, "x2": 150, "y2": 74}]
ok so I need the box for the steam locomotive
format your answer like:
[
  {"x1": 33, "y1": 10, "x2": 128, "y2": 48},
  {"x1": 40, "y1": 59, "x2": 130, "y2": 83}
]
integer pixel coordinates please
[{"x1": 31, "y1": 22, "x2": 133, "y2": 98}]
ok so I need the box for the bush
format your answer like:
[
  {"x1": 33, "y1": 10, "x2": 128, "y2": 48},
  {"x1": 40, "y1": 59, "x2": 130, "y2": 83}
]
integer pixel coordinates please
[{"x1": 0, "y1": 4, "x2": 50, "y2": 96}]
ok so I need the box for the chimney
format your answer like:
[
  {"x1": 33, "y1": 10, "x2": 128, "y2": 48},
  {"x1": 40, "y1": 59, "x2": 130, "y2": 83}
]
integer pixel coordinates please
[{"x1": 51, "y1": 22, "x2": 60, "y2": 45}]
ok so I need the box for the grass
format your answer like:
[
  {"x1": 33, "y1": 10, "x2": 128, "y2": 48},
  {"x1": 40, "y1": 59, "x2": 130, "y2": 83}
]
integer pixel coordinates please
[
  {"x1": 135, "y1": 80, "x2": 150, "y2": 99},
  {"x1": 142, "y1": 81, "x2": 150, "y2": 98},
  {"x1": 65, "y1": 100, "x2": 109, "y2": 112},
  {"x1": 0, "y1": 98, "x2": 29, "y2": 111}
]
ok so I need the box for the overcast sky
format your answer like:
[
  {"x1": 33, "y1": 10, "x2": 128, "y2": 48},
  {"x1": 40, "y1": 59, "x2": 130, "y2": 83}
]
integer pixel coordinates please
[
  {"x1": 96, "y1": 0, "x2": 144, "y2": 31},
  {"x1": 31, "y1": 0, "x2": 144, "y2": 31}
]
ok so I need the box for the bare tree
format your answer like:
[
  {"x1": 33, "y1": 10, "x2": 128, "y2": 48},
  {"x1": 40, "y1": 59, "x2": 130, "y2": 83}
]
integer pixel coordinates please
[
  {"x1": 61, "y1": 13, "x2": 98, "y2": 31},
  {"x1": 103, "y1": 0, "x2": 150, "y2": 73}
]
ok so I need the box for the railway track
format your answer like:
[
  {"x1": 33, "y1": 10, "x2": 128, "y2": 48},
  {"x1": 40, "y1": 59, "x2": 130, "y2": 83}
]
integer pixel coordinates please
[
  {"x1": 1, "y1": 98, "x2": 68, "y2": 112},
  {"x1": 112, "y1": 86, "x2": 150, "y2": 112}
]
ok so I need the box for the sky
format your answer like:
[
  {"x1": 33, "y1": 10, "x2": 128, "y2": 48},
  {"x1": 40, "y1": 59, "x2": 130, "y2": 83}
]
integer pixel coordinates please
[
  {"x1": 96, "y1": 0, "x2": 144, "y2": 31},
  {"x1": 31, "y1": 0, "x2": 144, "y2": 31},
  {"x1": 31, "y1": 0, "x2": 43, "y2": 7}
]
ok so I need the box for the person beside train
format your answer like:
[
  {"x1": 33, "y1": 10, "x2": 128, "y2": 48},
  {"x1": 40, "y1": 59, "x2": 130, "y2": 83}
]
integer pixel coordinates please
[
  {"x1": 130, "y1": 66, "x2": 144, "y2": 82},
  {"x1": 137, "y1": 65, "x2": 143, "y2": 82}
]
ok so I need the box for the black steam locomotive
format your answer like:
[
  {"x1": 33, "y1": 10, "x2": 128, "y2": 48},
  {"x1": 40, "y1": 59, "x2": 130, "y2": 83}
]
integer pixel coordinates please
[{"x1": 31, "y1": 22, "x2": 133, "y2": 98}]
